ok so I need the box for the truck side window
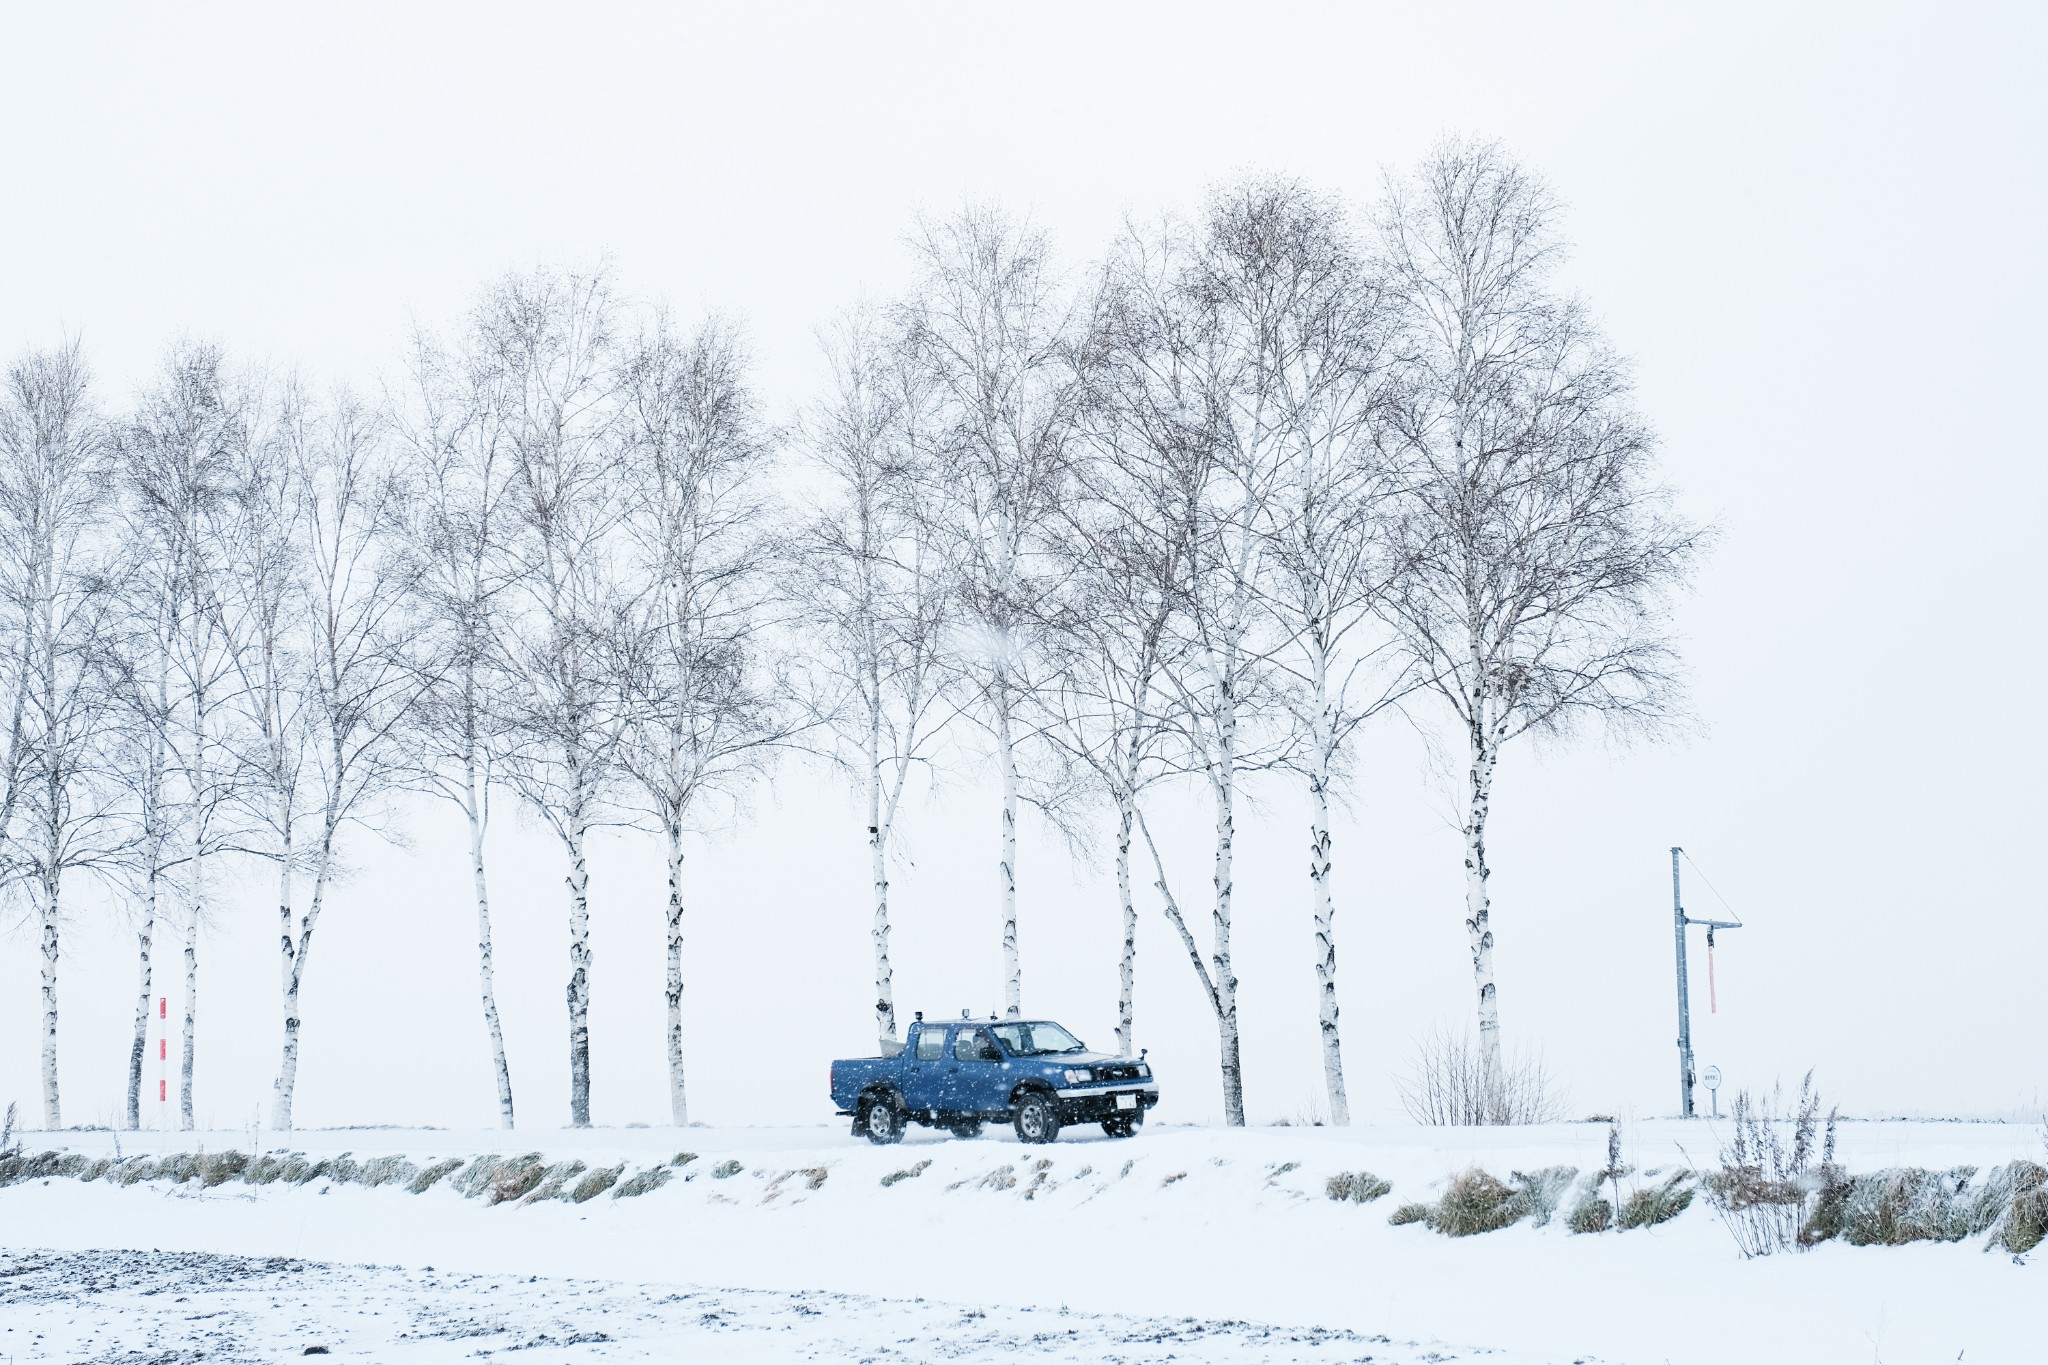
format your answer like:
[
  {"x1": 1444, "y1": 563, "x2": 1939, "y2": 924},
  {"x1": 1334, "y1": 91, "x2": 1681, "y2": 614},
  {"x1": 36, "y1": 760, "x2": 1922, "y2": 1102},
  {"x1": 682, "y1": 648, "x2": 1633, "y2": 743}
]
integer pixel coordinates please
[
  {"x1": 914, "y1": 1028, "x2": 947, "y2": 1061},
  {"x1": 954, "y1": 1029, "x2": 994, "y2": 1062}
]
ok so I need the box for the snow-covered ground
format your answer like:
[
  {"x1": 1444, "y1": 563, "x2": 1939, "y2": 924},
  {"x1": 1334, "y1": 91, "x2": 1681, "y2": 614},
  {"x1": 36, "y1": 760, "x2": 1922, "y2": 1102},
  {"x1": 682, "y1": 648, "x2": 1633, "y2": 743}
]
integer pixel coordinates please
[
  {"x1": 2, "y1": 1120, "x2": 2040, "y2": 1363},
  {"x1": 0, "y1": 1247, "x2": 1548, "y2": 1364}
]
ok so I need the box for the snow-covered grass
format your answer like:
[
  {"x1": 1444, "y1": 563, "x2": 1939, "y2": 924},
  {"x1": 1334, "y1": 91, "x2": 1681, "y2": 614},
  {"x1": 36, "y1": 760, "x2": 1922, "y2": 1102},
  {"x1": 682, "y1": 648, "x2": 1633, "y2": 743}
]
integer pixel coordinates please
[{"x1": 2, "y1": 1120, "x2": 2041, "y2": 1363}]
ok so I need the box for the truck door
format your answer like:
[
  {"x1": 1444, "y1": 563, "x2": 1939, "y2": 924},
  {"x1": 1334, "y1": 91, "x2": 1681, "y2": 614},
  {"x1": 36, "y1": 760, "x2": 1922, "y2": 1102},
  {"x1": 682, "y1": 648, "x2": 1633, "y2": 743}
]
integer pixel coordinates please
[
  {"x1": 946, "y1": 1026, "x2": 1007, "y2": 1114},
  {"x1": 899, "y1": 1024, "x2": 951, "y2": 1113}
]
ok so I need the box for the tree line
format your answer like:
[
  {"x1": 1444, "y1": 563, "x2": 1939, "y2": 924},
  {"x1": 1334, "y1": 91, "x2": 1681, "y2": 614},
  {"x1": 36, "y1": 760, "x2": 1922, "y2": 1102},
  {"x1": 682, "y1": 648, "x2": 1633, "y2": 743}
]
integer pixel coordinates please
[{"x1": 0, "y1": 138, "x2": 1701, "y2": 1133}]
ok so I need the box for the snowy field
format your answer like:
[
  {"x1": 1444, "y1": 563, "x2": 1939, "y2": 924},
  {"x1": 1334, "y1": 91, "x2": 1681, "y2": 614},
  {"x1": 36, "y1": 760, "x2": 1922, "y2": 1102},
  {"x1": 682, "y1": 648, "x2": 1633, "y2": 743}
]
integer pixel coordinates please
[
  {"x1": 2, "y1": 1121, "x2": 2040, "y2": 1364},
  {"x1": 0, "y1": 1248, "x2": 1538, "y2": 1365}
]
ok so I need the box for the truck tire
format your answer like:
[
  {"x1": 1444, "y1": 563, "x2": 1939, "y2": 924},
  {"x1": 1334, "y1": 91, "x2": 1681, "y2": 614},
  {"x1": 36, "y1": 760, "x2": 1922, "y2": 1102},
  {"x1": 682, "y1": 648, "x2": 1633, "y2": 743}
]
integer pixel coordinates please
[
  {"x1": 1101, "y1": 1112, "x2": 1140, "y2": 1138},
  {"x1": 1012, "y1": 1091, "x2": 1061, "y2": 1145},
  {"x1": 858, "y1": 1093, "x2": 905, "y2": 1145}
]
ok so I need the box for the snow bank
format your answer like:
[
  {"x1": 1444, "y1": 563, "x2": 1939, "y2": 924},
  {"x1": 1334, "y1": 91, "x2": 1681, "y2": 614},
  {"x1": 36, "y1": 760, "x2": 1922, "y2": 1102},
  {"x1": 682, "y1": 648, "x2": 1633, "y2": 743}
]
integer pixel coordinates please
[{"x1": 2, "y1": 1120, "x2": 2040, "y2": 1363}]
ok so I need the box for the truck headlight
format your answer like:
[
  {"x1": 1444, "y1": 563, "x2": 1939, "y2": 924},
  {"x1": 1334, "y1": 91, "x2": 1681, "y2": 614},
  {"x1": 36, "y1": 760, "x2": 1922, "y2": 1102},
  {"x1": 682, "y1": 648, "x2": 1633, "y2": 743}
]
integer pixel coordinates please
[
  {"x1": 1064, "y1": 1068, "x2": 1092, "y2": 1085},
  {"x1": 1136, "y1": 1063, "x2": 1150, "y2": 1079}
]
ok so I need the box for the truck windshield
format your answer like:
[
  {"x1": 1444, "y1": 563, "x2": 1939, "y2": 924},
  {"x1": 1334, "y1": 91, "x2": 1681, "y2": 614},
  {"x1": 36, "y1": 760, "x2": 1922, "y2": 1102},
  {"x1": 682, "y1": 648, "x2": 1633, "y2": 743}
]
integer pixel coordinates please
[{"x1": 992, "y1": 1022, "x2": 1085, "y2": 1056}]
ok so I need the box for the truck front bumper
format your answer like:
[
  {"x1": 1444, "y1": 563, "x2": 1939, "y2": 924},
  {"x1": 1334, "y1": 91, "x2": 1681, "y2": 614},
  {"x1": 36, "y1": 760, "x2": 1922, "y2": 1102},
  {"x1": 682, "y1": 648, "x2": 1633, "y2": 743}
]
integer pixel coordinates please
[{"x1": 1052, "y1": 1085, "x2": 1160, "y2": 1121}]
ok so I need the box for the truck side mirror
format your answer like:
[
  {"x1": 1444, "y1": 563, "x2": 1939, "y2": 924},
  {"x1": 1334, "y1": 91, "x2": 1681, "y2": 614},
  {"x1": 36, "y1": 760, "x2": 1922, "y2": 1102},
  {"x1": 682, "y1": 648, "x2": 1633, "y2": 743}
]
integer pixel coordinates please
[{"x1": 980, "y1": 1043, "x2": 1003, "y2": 1061}]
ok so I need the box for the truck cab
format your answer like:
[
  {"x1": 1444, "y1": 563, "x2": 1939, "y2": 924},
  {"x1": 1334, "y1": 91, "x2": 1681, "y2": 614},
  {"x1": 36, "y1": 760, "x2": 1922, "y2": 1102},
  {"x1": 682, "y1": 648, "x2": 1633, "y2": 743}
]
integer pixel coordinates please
[{"x1": 828, "y1": 1015, "x2": 1159, "y2": 1144}]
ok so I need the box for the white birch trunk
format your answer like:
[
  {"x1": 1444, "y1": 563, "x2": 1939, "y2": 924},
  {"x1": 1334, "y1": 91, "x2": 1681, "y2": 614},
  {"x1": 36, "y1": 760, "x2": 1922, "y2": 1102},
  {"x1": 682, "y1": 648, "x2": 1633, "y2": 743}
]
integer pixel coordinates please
[
  {"x1": 1211, "y1": 698, "x2": 1245, "y2": 1128},
  {"x1": 1464, "y1": 719, "x2": 1503, "y2": 1117},
  {"x1": 664, "y1": 816, "x2": 688, "y2": 1127},
  {"x1": 1138, "y1": 730, "x2": 1245, "y2": 1127},
  {"x1": 867, "y1": 746, "x2": 897, "y2": 1054},
  {"x1": 180, "y1": 674, "x2": 208, "y2": 1133},
  {"x1": 1113, "y1": 792, "x2": 1138, "y2": 1057},
  {"x1": 996, "y1": 685, "x2": 1022, "y2": 1018},
  {"x1": 1307, "y1": 671, "x2": 1350, "y2": 1125},
  {"x1": 274, "y1": 837, "x2": 334, "y2": 1132},
  {"x1": 466, "y1": 770, "x2": 515, "y2": 1128},
  {"x1": 126, "y1": 871, "x2": 158, "y2": 1130},
  {"x1": 180, "y1": 889, "x2": 199, "y2": 1132},
  {"x1": 1141, "y1": 809, "x2": 1225, "y2": 1100},
  {"x1": 270, "y1": 798, "x2": 300, "y2": 1130},
  {"x1": 565, "y1": 803, "x2": 594, "y2": 1128},
  {"x1": 39, "y1": 872, "x2": 60, "y2": 1130}
]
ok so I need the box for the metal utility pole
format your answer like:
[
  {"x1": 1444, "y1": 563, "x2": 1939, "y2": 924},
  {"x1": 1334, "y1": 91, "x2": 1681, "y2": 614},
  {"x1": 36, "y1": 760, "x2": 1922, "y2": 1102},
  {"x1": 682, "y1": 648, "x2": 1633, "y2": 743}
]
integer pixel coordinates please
[
  {"x1": 1672, "y1": 847, "x2": 1740, "y2": 1118},
  {"x1": 1672, "y1": 849, "x2": 1692, "y2": 1115}
]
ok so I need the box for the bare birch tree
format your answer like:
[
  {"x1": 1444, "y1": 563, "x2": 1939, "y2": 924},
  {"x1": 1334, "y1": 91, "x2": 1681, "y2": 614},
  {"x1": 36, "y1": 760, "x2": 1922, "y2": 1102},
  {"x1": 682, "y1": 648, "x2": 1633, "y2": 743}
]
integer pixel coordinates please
[
  {"x1": 120, "y1": 342, "x2": 250, "y2": 1130},
  {"x1": 901, "y1": 207, "x2": 1086, "y2": 1017},
  {"x1": 0, "y1": 341, "x2": 122, "y2": 1130},
  {"x1": 387, "y1": 330, "x2": 522, "y2": 1127},
  {"x1": 1380, "y1": 138, "x2": 1702, "y2": 1113},
  {"x1": 484, "y1": 265, "x2": 629, "y2": 1129},
  {"x1": 246, "y1": 387, "x2": 418, "y2": 1130},
  {"x1": 1038, "y1": 529, "x2": 1184, "y2": 1060},
  {"x1": 100, "y1": 548, "x2": 184, "y2": 1131},
  {"x1": 212, "y1": 388, "x2": 319, "y2": 1130},
  {"x1": 611, "y1": 314, "x2": 790, "y2": 1124},
  {"x1": 790, "y1": 309, "x2": 955, "y2": 1054},
  {"x1": 1096, "y1": 205, "x2": 1306, "y2": 1126},
  {"x1": 1213, "y1": 176, "x2": 1410, "y2": 1127},
  {"x1": 1046, "y1": 288, "x2": 1200, "y2": 1055}
]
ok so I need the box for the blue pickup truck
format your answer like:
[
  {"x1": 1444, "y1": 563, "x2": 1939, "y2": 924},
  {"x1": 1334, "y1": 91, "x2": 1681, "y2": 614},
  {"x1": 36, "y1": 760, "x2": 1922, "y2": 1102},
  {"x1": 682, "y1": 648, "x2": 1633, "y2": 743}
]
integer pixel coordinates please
[{"x1": 829, "y1": 1014, "x2": 1159, "y2": 1144}]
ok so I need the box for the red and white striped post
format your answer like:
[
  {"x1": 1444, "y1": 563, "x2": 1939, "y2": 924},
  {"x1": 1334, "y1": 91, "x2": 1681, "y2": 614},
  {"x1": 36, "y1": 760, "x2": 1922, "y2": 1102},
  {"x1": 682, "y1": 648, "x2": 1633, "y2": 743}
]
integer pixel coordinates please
[{"x1": 158, "y1": 996, "x2": 168, "y2": 1128}]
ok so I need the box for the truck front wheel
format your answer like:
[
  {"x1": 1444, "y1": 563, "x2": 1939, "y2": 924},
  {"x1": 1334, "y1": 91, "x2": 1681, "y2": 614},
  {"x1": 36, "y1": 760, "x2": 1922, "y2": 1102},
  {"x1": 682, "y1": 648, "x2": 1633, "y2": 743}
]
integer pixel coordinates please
[
  {"x1": 859, "y1": 1095, "x2": 905, "y2": 1145},
  {"x1": 1012, "y1": 1092, "x2": 1061, "y2": 1144}
]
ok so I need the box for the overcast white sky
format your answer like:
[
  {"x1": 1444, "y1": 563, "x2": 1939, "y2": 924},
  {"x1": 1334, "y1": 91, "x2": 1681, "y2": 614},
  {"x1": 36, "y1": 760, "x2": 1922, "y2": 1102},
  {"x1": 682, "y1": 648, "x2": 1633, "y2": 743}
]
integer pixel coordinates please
[{"x1": 1, "y1": 2, "x2": 2043, "y2": 1134}]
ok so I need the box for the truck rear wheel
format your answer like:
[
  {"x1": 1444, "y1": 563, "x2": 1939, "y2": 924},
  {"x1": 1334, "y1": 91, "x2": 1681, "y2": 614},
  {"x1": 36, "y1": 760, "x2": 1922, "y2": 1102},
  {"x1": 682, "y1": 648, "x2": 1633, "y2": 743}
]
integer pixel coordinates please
[
  {"x1": 1012, "y1": 1092, "x2": 1061, "y2": 1144},
  {"x1": 859, "y1": 1094, "x2": 904, "y2": 1145}
]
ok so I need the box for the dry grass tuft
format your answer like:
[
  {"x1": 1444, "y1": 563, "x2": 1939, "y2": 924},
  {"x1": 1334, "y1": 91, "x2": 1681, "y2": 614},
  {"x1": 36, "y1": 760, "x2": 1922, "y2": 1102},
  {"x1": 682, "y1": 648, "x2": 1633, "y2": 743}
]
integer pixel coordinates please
[
  {"x1": 308, "y1": 1154, "x2": 358, "y2": 1186},
  {"x1": 1430, "y1": 1169, "x2": 1524, "y2": 1237},
  {"x1": 1620, "y1": 1172, "x2": 1696, "y2": 1230},
  {"x1": 408, "y1": 1158, "x2": 466, "y2": 1194},
  {"x1": 357, "y1": 1155, "x2": 418, "y2": 1189},
  {"x1": 453, "y1": 1156, "x2": 508, "y2": 1199},
  {"x1": 196, "y1": 1152, "x2": 248, "y2": 1187},
  {"x1": 1325, "y1": 1171, "x2": 1391, "y2": 1204},
  {"x1": 488, "y1": 1155, "x2": 548, "y2": 1205},
  {"x1": 1835, "y1": 1168, "x2": 1972, "y2": 1246},
  {"x1": 566, "y1": 1164, "x2": 623, "y2": 1203},
  {"x1": 1512, "y1": 1167, "x2": 1579, "y2": 1228},
  {"x1": 1567, "y1": 1190, "x2": 1613, "y2": 1234},
  {"x1": 1996, "y1": 1161, "x2": 2048, "y2": 1254},
  {"x1": 521, "y1": 1160, "x2": 588, "y2": 1204},
  {"x1": 1387, "y1": 1201, "x2": 1431, "y2": 1226},
  {"x1": 612, "y1": 1165, "x2": 674, "y2": 1199},
  {"x1": 881, "y1": 1160, "x2": 932, "y2": 1187}
]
